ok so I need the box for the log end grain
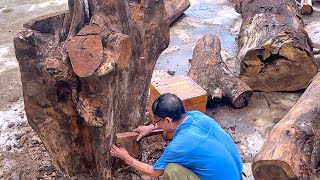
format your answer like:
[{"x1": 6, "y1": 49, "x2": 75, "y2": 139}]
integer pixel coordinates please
[
  {"x1": 232, "y1": 90, "x2": 253, "y2": 108},
  {"x1": 301, "y1": 5, "x2": 313, "y2": 15},
  {"x1": 237, "y1": 0, "x2": 318, "y2": 92},
  {"x1": 239, "y1": 42, "x2": 318, "y2": 91},
  {"x1": 252, "y1": 160, "x2": 298, "y2": 180}
]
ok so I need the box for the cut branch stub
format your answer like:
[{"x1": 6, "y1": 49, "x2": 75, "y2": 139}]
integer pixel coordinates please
[
  {"x1": 96, "y1": 33, "x2": 132, "y2": 76},
  {"x1": 237, "y1": 0, "x2": 318, "y2": 91},
  {"x1": 67, "y1": 24, "x2": 103, "y2": 77},
  {"x1": 252, "y1": 72, "x2": 320, "y2": 179},
  {"x1": 105, "y1": 33, "x2": 131, "y2": 71}
]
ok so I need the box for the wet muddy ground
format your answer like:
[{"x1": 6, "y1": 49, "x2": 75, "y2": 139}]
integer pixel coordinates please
[{"x1": 1, "y1": 0, "x2": 320, "y2": 179}]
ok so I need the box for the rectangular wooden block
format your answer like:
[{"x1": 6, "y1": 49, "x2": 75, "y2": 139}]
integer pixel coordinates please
[
  {"x1": 149, "y1": 76, "x2": 208, "y2": 139},
  {"x1": 115, "y1": 129, "x2": 164, "y2": 158},
  {"x1": 115, "y1": 132, "x2": 141, "y2": 159}
]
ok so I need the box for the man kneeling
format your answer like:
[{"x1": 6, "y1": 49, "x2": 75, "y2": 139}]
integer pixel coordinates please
[{"x1": 111, "y1": 93, "x2": 242, "y2": 180}]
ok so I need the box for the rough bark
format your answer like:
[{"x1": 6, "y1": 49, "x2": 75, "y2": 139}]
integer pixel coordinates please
[
  {"x1": 14, "y1": 0, "x2": 172, "y2": 178},
  {"x1": 188, "y1": 35, "x2": 253, "y2": 108},
  {"x1": 237, "y1": 0, "x2": 318, "y2": 92},
  {"x1": 252, "y1": 72, "x2": 320, "y2": 180}
]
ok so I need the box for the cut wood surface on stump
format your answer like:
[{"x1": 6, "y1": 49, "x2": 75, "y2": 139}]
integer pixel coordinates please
[
  {"x1": 252, "y1": 72, "x2": 320, "y2": 180},
  {"x1": 188, "y1": 35, "x2": 253, "y2": 108},
  {"x1": 13, "y1": 0, "x2": 191, "y2": 178},
  {"x1": 236, "y1": 0, "x2": 318, "y2": 92}
]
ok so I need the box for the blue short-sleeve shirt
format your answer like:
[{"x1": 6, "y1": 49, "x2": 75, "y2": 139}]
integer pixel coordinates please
[{"x1": 153, "y1": 111, "x2": 242, "y2": 180}]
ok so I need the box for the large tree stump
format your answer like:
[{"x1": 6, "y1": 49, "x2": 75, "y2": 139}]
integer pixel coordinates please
[
  {"x1": 13, "y1": 0, "x2": 188, "y2": 178},
  {"x1": 252, "y1": 72, "x2": 320, "y2": 180},
  {"x1": 236, "y1": 0, "x2": 318, "y2": 92},
  {"x1": 188, "y1": 35, "x2": 253, "y2": 108}
]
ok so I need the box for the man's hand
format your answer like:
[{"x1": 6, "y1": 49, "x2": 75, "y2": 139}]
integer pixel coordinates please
[
  {"x1": 110, "y1": 145, "x2": 164, "y2": 178},
  {"x1": 133, "y1": 124, "x2": 157, "y2": 141},
  {"x1": 110, "y1": 144, "x2": 132, "y2": 163}
]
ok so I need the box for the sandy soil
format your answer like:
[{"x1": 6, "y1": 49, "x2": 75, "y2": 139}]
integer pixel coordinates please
[{"x1": 0, "y1": 0, "x2": 320, "y2": 180}]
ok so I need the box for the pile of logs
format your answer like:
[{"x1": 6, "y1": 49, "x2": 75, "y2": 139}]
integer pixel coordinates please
[
  {"x1": 14, "y1": 0, "x2": 189, "y2": 178},
  {"x1": 234, "y1": 0, "x2": 320, "y2": 179}
]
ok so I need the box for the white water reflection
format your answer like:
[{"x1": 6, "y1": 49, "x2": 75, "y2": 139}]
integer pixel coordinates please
[{"x1": 0, "y1": 0, "x2": 68, "y2": 71}]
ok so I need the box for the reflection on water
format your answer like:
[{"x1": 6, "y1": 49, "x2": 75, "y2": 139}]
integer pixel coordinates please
[{"x1": 0, "y1": 0, "x2": 67, "y2": 71}]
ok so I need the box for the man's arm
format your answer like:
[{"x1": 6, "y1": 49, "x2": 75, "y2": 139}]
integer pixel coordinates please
[
  {"x1": 133, "y1": 123, "x2": 160, "y2": 141},
  {"x1": 110, "y1": 145, "x2": 164, "y2": 178}
]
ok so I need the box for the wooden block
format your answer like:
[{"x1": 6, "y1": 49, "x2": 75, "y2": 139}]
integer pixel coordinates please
[
  {"x1": 149, "y1": 76, "x2": 208, "y2": 139},
  {"x1": 115, "y1": 129, "x2": 164, "y2": 158}
]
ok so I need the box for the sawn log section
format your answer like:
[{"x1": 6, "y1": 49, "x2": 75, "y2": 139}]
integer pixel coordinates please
[
  {"x1": 252, "y1": 72, "x2": 320, "y2": 180},
  {"x1": 237, "y1": 0, "x2": 318, "y2": 91}
]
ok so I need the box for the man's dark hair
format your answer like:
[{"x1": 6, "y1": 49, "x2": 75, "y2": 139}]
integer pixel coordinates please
[{"x1": 152, "y1": 93, "x2": 185, "y2": 122}]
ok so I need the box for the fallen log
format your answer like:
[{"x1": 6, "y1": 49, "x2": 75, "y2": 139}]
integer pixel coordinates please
[
  {"x1": 164, "y1": 0, "x2": 190, "y2": 24},
  {"x1": 301, "y1": 0, "x2": 313, "y2": 15},
  {"x1": 115, "y1": 129, "x2": 164, "y2": 159},
  {"x1": 188, "y1": 35, "x2": 253, "y2": 108},
  {"x1": 14, "y1": 0, "x2": 173, "y2": 178},
  {"x1": 252, "y1": 72, "x2": 320, "y2": 179},
  {"x1": 236, "y1": 0, "x2": 318, "y2": 91}
]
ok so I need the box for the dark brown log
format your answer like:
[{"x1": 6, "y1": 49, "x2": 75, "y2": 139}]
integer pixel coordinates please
[
  {"x1": 237, "y1": 0, "x2": 318, "y2": 92},
  {"x1": 188, "y1": 35, "x2": 253, "y2": 108},
  {"x1": 165, "y1": 0, "x2": 190, "y2": 24},
  {"x1": 301, "y1": 0, "x2": 313, "y2": 15},
  {"x1": 252, "y1": 72, "x2": 320, "y2": 180},
  {"x1": 14, "y1": 0, "x2": 175, "y2": 178}
]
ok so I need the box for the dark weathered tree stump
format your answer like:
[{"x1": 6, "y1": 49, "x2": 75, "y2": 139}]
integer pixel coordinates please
[
  {"x1": 252, "y1": 72, "x2": 320, "y2": 180},
  {"x1": 13, "y1": 0, "x2": 191, "y2": 178},
  {"x1": 236, "y1": 0, "x2": 318, "y2": 92},
  {"x1": 188, "y1": 35, "x2": 253, "y2": 108}
]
